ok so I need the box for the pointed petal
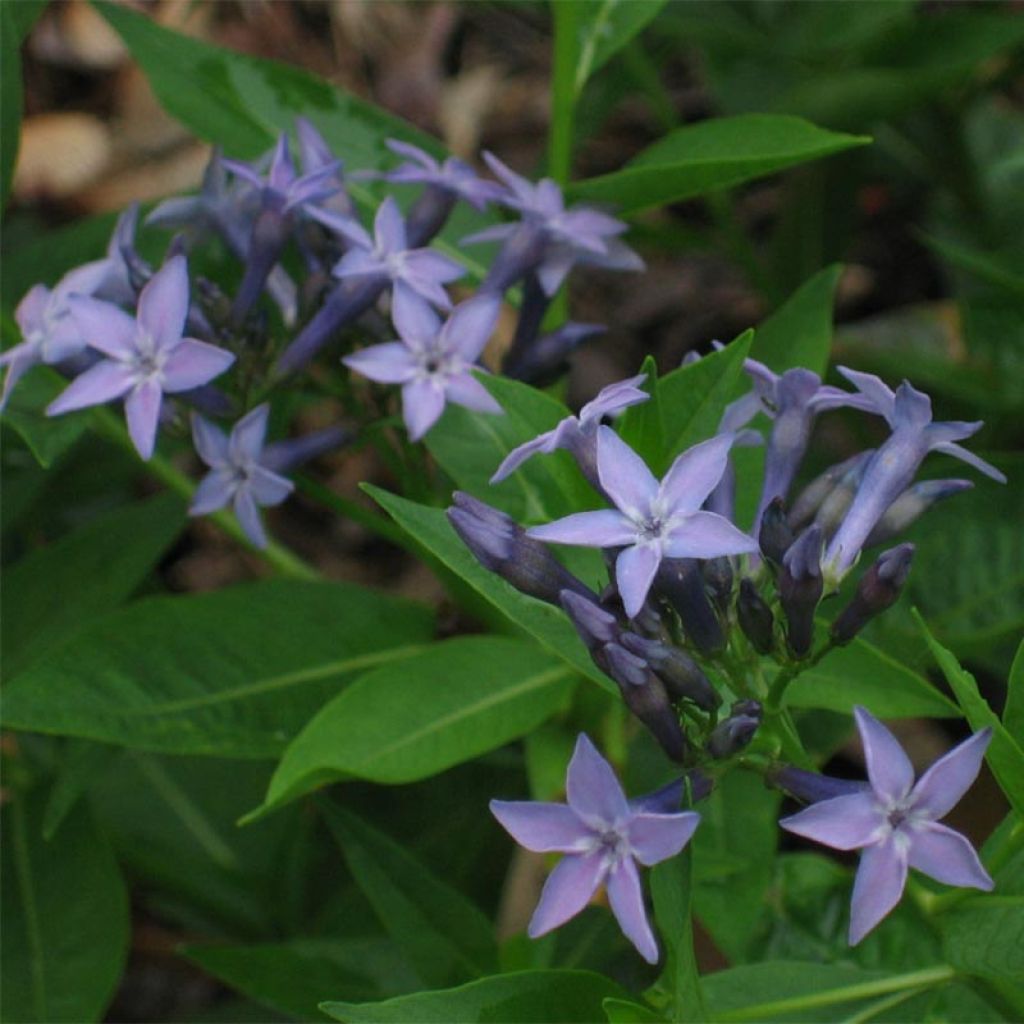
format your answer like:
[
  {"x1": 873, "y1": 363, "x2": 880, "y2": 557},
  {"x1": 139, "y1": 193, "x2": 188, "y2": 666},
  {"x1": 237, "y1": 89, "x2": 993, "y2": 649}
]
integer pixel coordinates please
[
  {"x1": 837, "y1": 366, "x2": 897, "y2": 425},
  {"x1": 906, "y1": 822, "x2": 994, "y2": 890},
  {"x1": 615, "y1": 544, "x2": 662, "y2": 619},
  {"x1": 189, "y1": 467, "x2": 235, "y2": 515},
  {"x1": 578, "y1": 375, "x2": 649, "y2": 424},
  {"x1": 892, "y1": 382, "x2": 933, "y2": 430},
  {"x1": 931, "y1": 442, "x2": 1006, "y2": 483},
  {"x1": 483, "y1": 151, "x2": 534, "y2": 204},
  {"x1": 461, "y1": 223, "x2": 516, "y2": 247},
  {"x1": 344, "y1": 343, "x2": 418, "y2": 384},
  {"x1": 854, "y1": 706, "x2": 915, "y2": 804},
  {"x1": 401, "y1": 377, "x2": 446, "y2": 441},
  {"x1": 911, "y1": 728, "x2": 992, "y2": 820},
  {"x1": 46, "y1": 360, "x2": 134, "y2": 415},
  {"x1": 444, "y1": 372, "x2": 502, "y2": 415},
  {"x1": 190, "y1": 412, "x2": 229, "y2": 467},
  {"x1": 385, "y1": 138, "x2": 436, "y2": 169},
  {"x1": 566, "y1": 734, "x2": 629, "y2": 827},
  {"x1": 490, "y1": 430, "x2": 558, "y2": 483},
  {"x1": 527, "y1": 851, "x2": 607, "y2": 937},
  {"x1": 234, "y1": 487, "x2": 268, "y2": 548},
  {"x1": 660, "y1": 434, "x2": 734, "y2": 515},
  {"x1": 537, "y1": 251, "x2": 576, "y2": 297},
  {"x1": 267, "y1": 134, "x2": 295, "y2": 193},
  {"x1": 68, "y1": 296, "x2": 137, "y2": 358},
  {"x1": 0, "y1": 346, "x2": 39, "y2": 411},
  {"x1": 227, "y1": 404, "x2": 270, "y2": 462},
  {"x1": 161, "y1": 340, "x2": 235, "y2": 392},
  {"x1": 14, "y1": 284, "x2": 50, "y2": 333},
  {"x1": 53, "y1": 259, "x2": 112, "y2": 302},
  {"x1": 306, "y1": 205, "x2": 373, "y2": 248},
  {"x1": 125, "y1": 379, "x2": 164, "y2": 460},
  {"x1": 222, "y1": 158, "x2": 265, "y2": 190},
  {"x1": 627, "y1": 811, "x2": 700, "y2": 866},
  {"x1": 248, "y1": 465, "x2": 294, "y2": 506},
  {"x1": 138, "y1": 255, "x2": 189, "y2": 350},
  {"x1": 404, "y1": 248, "x2": 465, "y2": 284},
  {"x1": 526, "y1": 509, "x2": 637, "y2": 548},
  {"x1": 374, "y1": 196, "x2": 407, "y2": 252},
  {"x1": 606, "y1": 858, "x2": 658, "y2": 964},
  {"x1": 392, "y1": 285, "x2": 442, "y2": 348},
  {"x1": 332, "y1": 248, "x2": 384, "y2": 280},
  {"x1": 849, "y1": 840, "x2": 908, "y2": 945},
  {"x1": 442, "y1": 295, "x2": 501, "y2": 361},
  {"x1": 662, "y1": 511, "x2": 759, "y2": 560},
  {"x1": 596, "y1": 426, "x2": 658, "y2": 519},
  {"x1": 489, "y1": 800, "x2": 591, "y2": 853},
  {"x1": 779, "y1": 792, "x2": 885, "y2": 850}
]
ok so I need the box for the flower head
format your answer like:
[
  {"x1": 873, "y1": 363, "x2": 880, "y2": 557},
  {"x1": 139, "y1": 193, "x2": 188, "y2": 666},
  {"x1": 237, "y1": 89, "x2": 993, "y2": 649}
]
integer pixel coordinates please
[
  {"x1": 379, "y1": 139, "x2": 503, "y2": 210},
  {"x1": 780, "y1": 706, "x2": 993, "y2": 945},
  {"x1": 527, "y1": 428, "x2": 759, "y2": 618},
  {"x1": 491, "y1": 733, "x2": 700, "y2": 963},
  {"x1": 189, "y1": 404, "x2": 294, "y2": 548},
  {"x1": 47, "y1": 255, "x2": 235, "y2": 460},
  {"x1": 344, "y1": 294, "x2": 502, "y2": 441}
]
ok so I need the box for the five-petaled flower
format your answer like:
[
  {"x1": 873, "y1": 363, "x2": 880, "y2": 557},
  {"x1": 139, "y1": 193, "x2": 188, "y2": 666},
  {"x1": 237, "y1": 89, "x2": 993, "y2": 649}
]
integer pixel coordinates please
[
  {"x1": 780, "y1": 706, "x2": 993, "y2": 945},
  {"x1": 528, "y1": 427, "x2": 759, "y2": 618},
  {"x1": 47, "y1": 255, "x2": 235, "y2": 460},
  {"x1": 189, "y1": 404, "x2": 295, "y2": 549},
  {"x1": 344, "y1": 293, "x2": 503, "y2": 441},
  {"x1": 491, "y1": 733, "x2": 700, "y2": 963}
]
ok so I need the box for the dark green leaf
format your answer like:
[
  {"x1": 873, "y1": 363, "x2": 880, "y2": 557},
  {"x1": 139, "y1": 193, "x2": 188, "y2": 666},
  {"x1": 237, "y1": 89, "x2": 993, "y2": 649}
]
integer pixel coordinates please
[
  {"x1": 942, "y1": 896, "x2": 1024, "y2": 985},
  {"x1": 320, "y1": 969, "x2": 630, "y2": 1023},
  {"x1": 1, "y1": 581, "x2": 435, "y2": 757},
  {"x1": 1, "y1": 790, "x2": 129, "y2": 1022},
  {"x1": 615, "y1": 355, "x2": 661, "y2": 467},
  {"x1": 1, "y1": 1, "x2": 47, "y2": 208},
  {"x1": 601, "y1": 998, "x2": 662, "y2": 1023},
  {"x1": 1006, "y1": 640, "x2": 1024, "y2": 748},
  {"x1": 321, "y1": 802, "x2": 497, "y2": 987},
  {"x1": 0, "y1": 367, "x2": 90, "y2": 468},
  {"x1": 570, "y1": 116, "x2": 869, "y2": 213},
  {"x1": 2, "y1": 492, "x2": 186, "y2": 679},
  {"x1": 574, "y1": 0, "x2": 669, "y2": 96},
  {"x1": 259, "y1": 637, "x2": 573, "y2": 815}
]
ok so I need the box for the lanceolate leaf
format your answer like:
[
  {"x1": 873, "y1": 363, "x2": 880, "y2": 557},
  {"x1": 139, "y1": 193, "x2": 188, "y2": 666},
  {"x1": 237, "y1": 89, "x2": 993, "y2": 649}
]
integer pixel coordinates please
[
  {"x1": 0, "y1": 581, "x2": 435, "y2": 758},
  {"x1": 1006, "y1": 639, "x2": 1024, "y2": 748},
  {"x1": 0, "y1": 366, "x2": 90, "y2": 469},
  {"x1": 574, "y1": 0, "x2": 669, "y2": 96},
  {"x1": 941, "y1": 896, "x2": 1024, "y2": 985}
]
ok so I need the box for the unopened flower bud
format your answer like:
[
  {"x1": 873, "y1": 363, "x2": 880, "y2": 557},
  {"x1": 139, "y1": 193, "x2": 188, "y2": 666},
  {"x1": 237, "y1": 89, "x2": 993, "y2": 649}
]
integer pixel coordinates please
[
  {"x1": 813, "y1": 456, "x2": 868, "y2": 538},
  {"x1": 653, "y1": 558, "x2": 725, "y2": 656},
  {"x1": 707, "y1": 700, "x2": 762, "y2": 759},
  {"x1": 768, "y1": 764, "x2": 868, "y2": 804},
  {"x1": 831, "y1": 543, "x2": 914, "y2": 645},
  {"x1": 619, "y1": 633, "x2": 721, "y2": 711},
  {"x1": 631, "y1": 771, "x2": 714, "y2": 811},
  {"x1": 779, "y1": 526, "x2": 824, "y2": 657},
  {"x1": 737, "y1": 578, "x2": 775, "y2": 654},
  {"x1": 262, "y1": 424, "x2": 355, "y2": 474},
  {"x1": 504, "y1": 323, "x2": 605, "y2": 384},
  {"x1": 788, "y1": 451, "x2": 873, "y2": 531},
  {"x1": 702, "y1": 556, "x2": 734, "y2": 614},
  {"x1": 864, "y1": 480, "x2": 972, "y2": 547},
  {"x1": 759, "y1": 497, "x2": 794, "y2": 568},
  {"x1": 560, "y1": 590, "x2": 618, "y2": 652}
]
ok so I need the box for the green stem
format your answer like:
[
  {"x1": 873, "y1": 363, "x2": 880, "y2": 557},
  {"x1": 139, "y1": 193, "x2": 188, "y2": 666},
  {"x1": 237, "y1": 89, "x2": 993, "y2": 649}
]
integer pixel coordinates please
[
  {"x1": 90, "y1": 408, "x2": 320, "y2": 582},
  {"x1": 11, "y1": 800, "x2": 48, "y2": 1022},
  {"x1": 767, "y1": 639, "x2": 835, "y2": 711}
]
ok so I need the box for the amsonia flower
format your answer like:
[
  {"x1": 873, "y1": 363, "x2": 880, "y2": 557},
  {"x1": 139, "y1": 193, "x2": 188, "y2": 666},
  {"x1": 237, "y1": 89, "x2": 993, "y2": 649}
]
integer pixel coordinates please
[
  {"x1": 379, "y1": 139, "x2": 503, "y2": 211},
  {"x1": 780, "y1": 706, "x2": 993, "y2": 945},
  {"x1": 491, "y1": 373, "x2": 649, "y2": 483},
  {"x1": 47, "y1": 256, "x2": 235, "y2": 460},
  {"x1": 190, "y1": 404, "x2": 294, "y2": 549},
  {"x1": 528, "y1": 427, "x2": 759, "y2": 618},
  {"x1": 344, "y1": 294, "x2": 502, "y2": 441},
  {"x1": 491, "y1": 733, "x2": 700, "y2": 964}
]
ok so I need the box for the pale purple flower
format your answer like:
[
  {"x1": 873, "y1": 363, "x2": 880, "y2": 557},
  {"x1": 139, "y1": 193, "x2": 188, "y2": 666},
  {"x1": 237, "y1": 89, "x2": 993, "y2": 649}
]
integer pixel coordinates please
[
  {"x1": 380, "y1": 139, "x2": 503, "y2": 210},
  {"x1": 491, "y1": 373, "x2": 649, "y2": 483},
  {"x1": 47, "y1": 256, "x2": 235, "y2": 460},
  {"x1": 309, "y1": 196, "x2": 465, "y2": 323},
  {"x1": 491, "y1": 733, "x2": 700, "y2": 964},
  {"x1": 295, "y1": 117, "x2": 353, "y2": 216},
  {"x1": 824, "y1": 370, "x2": 1005, "y2": 578},
  {"x1": 780, "y1": 706, "x2": 993, "y2": 946},
  {"x1": 189, "y1": 404, "x2": 294, "y2": 548},
  {"x1": 528, "y1": 428, "x2": 759, "y2": 618},
  {"x1": 344, "y1": 294, "x2": 502, "y2": 441}
]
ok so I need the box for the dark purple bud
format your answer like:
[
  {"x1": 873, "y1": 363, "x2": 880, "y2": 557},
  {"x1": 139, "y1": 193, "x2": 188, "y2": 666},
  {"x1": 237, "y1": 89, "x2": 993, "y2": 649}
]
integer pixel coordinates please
[
  {"x1": 864, "y1": 480, "x2": 973, "y2": 547},
  {"x1": 631, "y1": 770, "x2": 714, "y2": 812},
  {"x1": 831, "y1": 543, "x2": 914, "y2": 645},
  {"x1": 653, "y1": 558, "x2": 725, "y2": 656},
  {"x1": 788, "y1": 451, "x2": 874, "y2": 531},
  {"x1": 405, "y1": 185, "x2": 458, "y2": 248},
  {"x1": 231, "y1": 206, "x2": 292, "y2": 326},
  {"x1": 707, "y1": 700, "x2": 762, "y2": 759},
  {"x1": 261, "y1": 424, "x2": 354, "y2": 474},
  {"x1": 769, "y1": 764, "x2": 869, "y2": 804},
  {"x1": 604, "y1": 642, "x2": 649, "y2": 687},
  {"x1": 759, "y1": 497, "x2": 795, "y2": 568},
  {"x1": 779, "y1": 526, "x2": 824, "y2": 658},
  {"x1": 702, "y1": 556, "x2": 734, "y2": 614},
  {"x1": 737, "y1": 578, "x2": 775, "y2": 655},
  {"x1": 503, "y1": 322, "x2": 605, "y2": 384},
  {"x1": 502, "y1": 274, "x2": 550, "y2": 376},
  {"x1": 480, "y1": 222, "x2": 548, "y2": 295},
  {"x1": 560, "y1": 589, "x2": 618, "y2": 652},
  {"x1": 619, "y1": 632, "x2": 720, "y2": 711}
]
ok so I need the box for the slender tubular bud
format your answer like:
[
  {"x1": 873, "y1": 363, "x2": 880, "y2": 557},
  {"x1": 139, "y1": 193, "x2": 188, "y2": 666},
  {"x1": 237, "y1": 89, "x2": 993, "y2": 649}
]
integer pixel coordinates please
[
  {"x1": 502, "y1": 273, "x2": 551, "y2": 375},
  {"x1": 831, "y1": 543, "x2": 914, "y2": 645},
  {"x1": 560, "y1": 590, "x2": 618, "y2": 652},
  {"x1": 504, "y1": 323, "x2": 604, "y2": 384},
  {"x1": 702, "y1": 556, "x2": 734, "y2": 614},
  {"x1": 631, "y1": 771, "x2": 714, "y2": 811},
  {"x1": 759, "y1": 497, "x2": 795, "y2": 568},
  {"x1": 864, "y1": 480, "x2": 972, "y2": 547},
  {"x1": 480, "y1": 222, "x2": 547, "y2": 295},
  {"x1": 653, "y1": 558, "x2": 726, "y2": 655},
  {"x1": 768, "y1": 764, "x2": 869, "y2": 804},
  {"x1": 737, "y1": 578, "x2": 775, "y2": 655},
  {"x1": 620, "y1": 633, "x2": 721, "y2": 711},
  {"x1": 788, "y1": 451, "x2": 873, "y2": 531},
  {"x1": 706, "y1": 699, "x2": 763, "y2": 759},
  {"x1": 813, "y1": 454, "x2": 870, "y2": 538},
  {"x1": 405, "y1": 186, "x2": 457, "y2": 248},
  {"x1": 261, "y1": 424, "x2": 355, "y2": 474},
  {"x1": 779, "y1": 526, "x2": 824, "y2": 657},
  {"x1": 231, "y1": 205, "x2": 292, "y2": 326}
]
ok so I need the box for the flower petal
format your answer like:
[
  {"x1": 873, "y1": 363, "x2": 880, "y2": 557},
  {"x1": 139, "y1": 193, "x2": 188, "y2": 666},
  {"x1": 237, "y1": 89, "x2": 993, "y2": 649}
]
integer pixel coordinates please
[
  {"x1": 910, "y1": 728, "x2": 992, "y2": 820},
  {"x1": 526, "y1": 509, "x2": 637, "y2": 548},
  {"x1": 849, "y1": 839, "x2": 908, "y2": 945},
  {"x1": 68, "y1": 296, "x2": 138, "y2": 358},
  {"x1": 391, "y1": 288, "x2": 442, "y2": 349},
  {"x1": 836, "y1": 366, "x2": 896, "y2": 426},
  {"x1": 161, "y1": 339, "x2": 235, "y2": 392},
  {"x1": 931, "y1": 441, "x2": 1007, "y2": 483},
  {"x1": 374, "y1": 196, "x2": 407, "y2": 253},
  {"x1": 234, "y1": 487, "x2": 268, "y2": 548},
  {"x1": 15, "y1": 283, "x2": 50, "y2": 334},
  {"x1": 854, "y1": 706, "x2": 915, "y2": 804},
  {"x1": 125, "y1": 379, "x2": 164, "y2": 460},
  {"x1": 189, "y1": 467, "x2": 235, "y2": 515},
  {"x1": 659, "y1": 434, "x2": 734, "y2": 516},
  {"x1": 662, "y1": 511, "x2": 759, "y2": 560},
  {"x1": 606, "y1": 857, "x2": 658, "y2": 964},
  {"x1": 190, "y1": 412, "x2": 229, "y2": 467},
  {"x1": 445, "y1": 371, "x2": 502, "y2": 415},
  {"x1": 527, "y1": 851, "x2": 607, "y2": 938},
  {"x1": 566, "y1": 733, "x2": 629, "y2": 827},
  {"x1": 344, "y1": 343, "x2": 418, "y2": 385},
  {"x1": 779, "y1": 791, "x2": 885, "y2": 850},
  {"x1": 248, "y1": 465, "x2": 294, "y2": 507},
  {"x1": 615, "y1": 544, "x2": 662, "y2": 619},
  {"x1": 0, "y1": 345, "x2": 39, "y2": 411},
  {"x1": 46, "y1": 360, "x2": 134, "y2": 415},
  {"x1": 442, "y1": 295, "x2": 500, "y2": 361},
  {"x1": 596, "y1": 426, "x2": 658, "y2": 520},
  {"x1": 490, "y1": 429, "x2": 558, "y2": 483},
  {"x1": 906, "y1": 822, "x2": 994, "y2": 890},
  {"x1": 489, "y1": 800, "x2": 591, "y2": 853},
  {"x1": 138, "y1": 255, "x2": 189, "y2": 351},
  {"x1": 229, "y1": 404, "x2": 270, "y2": 463},
  {"x1": 401, "y1": 377, "x2": 446, "y2": 441},
  {"x1": 627, "y1": 811, "x2": 700, "y2": 866}
]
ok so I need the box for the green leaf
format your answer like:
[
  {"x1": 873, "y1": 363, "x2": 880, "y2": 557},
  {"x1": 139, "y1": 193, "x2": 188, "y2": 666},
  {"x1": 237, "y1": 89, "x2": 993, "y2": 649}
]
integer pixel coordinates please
[
  {"x1": 615, "y1": 355, "x2": 661, "y2": 467},
  {"x1": 784, "y1": 632, "x2": 958, "y2": 719},
  {"x1": 942, "y1": 896, "x2": 1024, "y2": 985},
  {"x1": 916, "y1": 611, "x2": 1024, "y2": 818},
  {"x1": 1, "y1": 1, "x2": 47, "y2": 208},
  {"x1": 570, "y1": 115, "x2": 869, "y2": 214},
  {"x1": 365, "y1": 485, "x2": 610, "y2": 691},
  {"x1": 183, "y1": 939, "x2": 416, "y2": 1021},
  {"x1": 258, "y1": 637, "x2": 574, "y2": 814},
  {"x1": 650, "y1": 848, "x2": 705, "y2": 1021},
  {"x1": 574, "y1": 0, "x2": 669, "y2": 96},
  {"x1": 750, "y1": 265, "x2": 842, "y2": 377},
  {"x1": 2, "y1": 492, "x2": 186, "y2": 680},
  {"x1": 0, "y1": 367, "x2": 90, "y2": 468},
  {"x1": 320, "y1": 969, "x2": 631, "y2": 1023},
  {"x1": 425, "y1": 375, "x2": 592, "y2": 522},
  {"x1": 1, "y1": 580, "x2": 435, "y2": 758},
  {"x1": 602, "y1": 998, "x2": 662, "y2": 1023},
  {"x1": 321, "y1": 802, "x2": 497, "y2": 988},
  {"x1": 1006, "y1": 640, "x2": 1024, "y2": 748},
  {"x1": 1, "y1": 790, "x2": 129, "y2": 1022}
]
